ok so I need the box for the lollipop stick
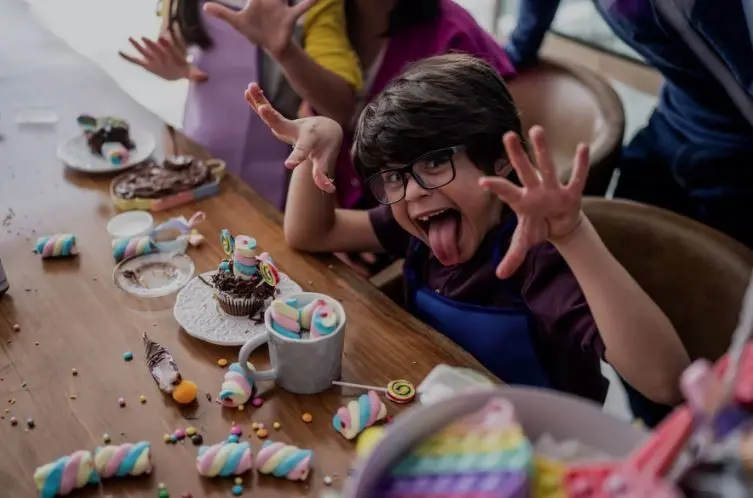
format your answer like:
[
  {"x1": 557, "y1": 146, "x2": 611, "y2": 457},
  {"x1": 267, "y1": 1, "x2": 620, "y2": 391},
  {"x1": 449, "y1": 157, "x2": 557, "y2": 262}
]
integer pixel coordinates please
[{"x1": 332, "y1": 381, "x2": 388, "y2": 393}]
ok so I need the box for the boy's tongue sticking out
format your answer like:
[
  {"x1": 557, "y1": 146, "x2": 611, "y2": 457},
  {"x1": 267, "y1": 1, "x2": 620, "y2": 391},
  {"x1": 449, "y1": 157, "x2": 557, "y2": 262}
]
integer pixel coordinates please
[{"x1": 425, "y1": 210, "x2": 462, "y2": 266}]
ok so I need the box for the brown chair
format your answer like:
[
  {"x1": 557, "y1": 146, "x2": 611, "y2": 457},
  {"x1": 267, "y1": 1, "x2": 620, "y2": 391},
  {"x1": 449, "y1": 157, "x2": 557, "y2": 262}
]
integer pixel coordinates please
[
  {"x1": 583, "y1": 197, "x2": 753, "y2": 362},
  {"x1": 506, "y1": 57, "x2": 625, "y2": 195}
]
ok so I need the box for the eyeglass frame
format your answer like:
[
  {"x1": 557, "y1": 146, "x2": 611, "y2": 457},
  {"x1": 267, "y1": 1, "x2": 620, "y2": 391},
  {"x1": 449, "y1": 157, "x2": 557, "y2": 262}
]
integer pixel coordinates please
[{"x1": 364, "y1": 145, "x2": 466, "y2": 205}]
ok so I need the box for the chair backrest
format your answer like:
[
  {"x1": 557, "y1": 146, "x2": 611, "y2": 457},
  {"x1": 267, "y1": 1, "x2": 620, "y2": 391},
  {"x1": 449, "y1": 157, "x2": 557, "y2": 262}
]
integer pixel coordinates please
[
  {"x1": 583, "y1": 197, "x2": 753, "y2": 362},
  {"x1": 507, "y1": 58, "x2": 625, "y2": 195}
]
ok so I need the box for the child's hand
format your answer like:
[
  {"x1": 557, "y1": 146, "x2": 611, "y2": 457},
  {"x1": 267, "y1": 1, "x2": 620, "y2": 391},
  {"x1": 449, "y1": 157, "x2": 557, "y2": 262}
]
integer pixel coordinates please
[
  {"x1": 118, "y1": 36, "x2": 208, "y2": 82},
  {"x1": 245, "y1": 83, "x2": 341, "y2": 193},
  {"x1": 479, "y1": 126, "x2": 588, "y2": 279},
  {"x1": 204, "y1": 0, "x2": 316, "y2": 60}
]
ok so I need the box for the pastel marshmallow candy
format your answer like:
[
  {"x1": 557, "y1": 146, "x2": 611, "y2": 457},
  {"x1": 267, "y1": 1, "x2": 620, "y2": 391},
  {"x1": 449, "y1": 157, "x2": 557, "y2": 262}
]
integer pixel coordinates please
[
  {"x1": 270, "y1": 300, "x2": 300, "y2": 335},
  {"x1": 256, "y1": 441, "x2": 313, "y2": 481},
  {"x1": 234, "y1": 235, "x2": 257, "y2": 258},
  {"x1": 196, "y1": 442, "x2": 253, "y2": 477},
  {"x1": 299, "y1": 299, "x2": 327, "y2": 330},
  {"x1": 311, "y1": 305, "x2": 338, "y2": 338},
  {"x1": 93, "y1": 441, "x2": 152, "y2": 478},
  {"x1": 219, "y1": 362, "x2": 256, "y2": 408},
  {"x1": 101, "y1": 142, "x2": 129, "y2": 165},
  {"x1": 332, "y1": 390, "x2": 387, "y2": 440},
  {"x1": 232, "y1": 260, "x2": 257, "y2": 280},
  {"x1": 34, "y1": 450, "x2": 99, "y2": 497},
  {"x1": 34, "y1": 233, "x2": 78, "y2": 258}
]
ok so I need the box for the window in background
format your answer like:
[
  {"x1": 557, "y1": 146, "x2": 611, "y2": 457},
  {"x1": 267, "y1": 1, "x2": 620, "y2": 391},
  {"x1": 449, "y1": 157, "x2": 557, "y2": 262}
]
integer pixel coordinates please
[{"x1": 494, "y1": 0, "x2": 643, "y2": 63}]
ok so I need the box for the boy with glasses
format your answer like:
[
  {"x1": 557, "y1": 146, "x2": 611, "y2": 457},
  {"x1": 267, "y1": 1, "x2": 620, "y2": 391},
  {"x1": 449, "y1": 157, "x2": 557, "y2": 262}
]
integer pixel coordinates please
[{"x1": 245, "y1": 54, "x2": 690, "y2": 419}]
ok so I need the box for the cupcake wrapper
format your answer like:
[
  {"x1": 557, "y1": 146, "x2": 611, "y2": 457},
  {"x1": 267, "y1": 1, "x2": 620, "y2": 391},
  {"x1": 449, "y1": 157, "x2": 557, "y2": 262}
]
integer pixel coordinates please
[{"x1": 216, "y1": 292, "x2": 271, "y2": 317}]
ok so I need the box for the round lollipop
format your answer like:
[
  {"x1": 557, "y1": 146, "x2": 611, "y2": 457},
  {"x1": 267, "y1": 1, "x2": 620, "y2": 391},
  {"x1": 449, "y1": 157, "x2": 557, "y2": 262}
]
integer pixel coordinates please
[
  {"x1": 220, "y1": 229, "x2": 234, "y2": 258},
  {"x1": 258, "y1": 260, "x2": 280, "y2": 287},
  {"x1": 332, "y1": 379, "x2": 416, "y2": 404}
]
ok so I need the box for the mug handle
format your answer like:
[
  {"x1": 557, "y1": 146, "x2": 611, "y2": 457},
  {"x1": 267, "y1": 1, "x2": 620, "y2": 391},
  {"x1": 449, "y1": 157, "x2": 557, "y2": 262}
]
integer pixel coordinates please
[{"x1": 238, "y1": 335, "x2": 278, "y2": 382}]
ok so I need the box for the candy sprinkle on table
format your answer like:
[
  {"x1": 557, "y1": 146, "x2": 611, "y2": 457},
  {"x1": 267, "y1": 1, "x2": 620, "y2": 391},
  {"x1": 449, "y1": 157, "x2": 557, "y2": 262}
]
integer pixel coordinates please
[
  {"x1": 139, "y1": 395, "x2": 147, "y2": 404},
  {"x1": 251, "y1": 397, "x2": 264, "y2": 407},
  {"x1": 301, "y1": 413, "x2": 313, "y2": 423},
  {"x1": 231, "y1": 484, "x2": 243, "y2": 496},
  {"x1": 71, "y1": 368, "x2": 78, "y2": 376},
  {"x1": 122, "y1": 351, "x2": 134, "y2": 362},
  {"x1": 217, "y1": 358, "x2": 228, "y2": 367}
]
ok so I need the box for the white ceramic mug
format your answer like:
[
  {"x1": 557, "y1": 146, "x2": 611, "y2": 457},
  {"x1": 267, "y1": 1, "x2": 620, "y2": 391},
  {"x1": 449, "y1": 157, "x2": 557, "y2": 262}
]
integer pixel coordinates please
[{"x1": 238, "y1": 292, "x2": 346, "y2": 395}]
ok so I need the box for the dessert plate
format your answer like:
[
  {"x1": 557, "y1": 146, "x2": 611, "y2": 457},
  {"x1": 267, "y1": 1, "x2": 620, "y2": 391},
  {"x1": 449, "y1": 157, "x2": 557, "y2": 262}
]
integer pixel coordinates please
[
  {"x1": 174, "y1": 271, "x2": 303, "y2": 346},
  {"x1": 113, "y1": 252, "x2": 195, "y2": 298},
  {"x1": 58, "y1": 127, "x2": 156, "y2": 173}
]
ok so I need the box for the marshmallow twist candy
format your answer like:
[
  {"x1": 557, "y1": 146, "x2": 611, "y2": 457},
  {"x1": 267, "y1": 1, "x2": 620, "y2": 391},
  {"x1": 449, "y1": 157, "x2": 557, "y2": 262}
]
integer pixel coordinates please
[
  {"x1": 196, "y1": 442, "x2": 253, "y2": 477},
  {"x1": 311, "y1": 304, "x2": 338, "y2": 338},
  {"x1": 34, "y1": 234, "x2": 78, "y2": 259},
  {"x1": 332, "y1": 390, "x2": 387, "y2": 440},
  {"x1": 219, "y1": 362, "x2": 256, "y2": 408},
  {"x1": 256, "y1": 441, "x2": 313, "y2": 481},
  {"x1": 112, "y1": 236, "x2": 155, "y2": 263},
  {"x1": 34, "y1": 450, "x2": 99, "y2": 498},
  {"x1": 101, "y1": 142, "x2": 130, "y2": 165},
  {"x1": 300, "y1": 299, "x2": 326, "y2": 330},
  {"x1": 94, "y1": 441, "x2": 152, "y2": 478}
]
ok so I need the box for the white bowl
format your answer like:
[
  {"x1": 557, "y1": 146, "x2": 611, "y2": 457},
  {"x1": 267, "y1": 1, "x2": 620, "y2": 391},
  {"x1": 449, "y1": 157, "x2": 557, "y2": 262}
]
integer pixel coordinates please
[
  {"x1": 106, "y1": 211, "x2": 154, "y2": 239},
  {"x1": 343, "y1": 386, "x2": 648, "y2": 497}
]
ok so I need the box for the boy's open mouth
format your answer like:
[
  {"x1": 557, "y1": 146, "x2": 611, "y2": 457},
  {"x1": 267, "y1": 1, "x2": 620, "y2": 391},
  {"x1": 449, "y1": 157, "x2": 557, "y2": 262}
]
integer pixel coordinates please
[{"x1": 415, "y1": 208, "x2": 462, "y2": 266}]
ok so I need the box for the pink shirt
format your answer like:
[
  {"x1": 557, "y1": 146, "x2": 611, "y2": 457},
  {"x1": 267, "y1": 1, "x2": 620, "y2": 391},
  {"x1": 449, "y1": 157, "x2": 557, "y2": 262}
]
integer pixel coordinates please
[{"x1": 335, "y1": 0, "x2": 516, "y2": 208}]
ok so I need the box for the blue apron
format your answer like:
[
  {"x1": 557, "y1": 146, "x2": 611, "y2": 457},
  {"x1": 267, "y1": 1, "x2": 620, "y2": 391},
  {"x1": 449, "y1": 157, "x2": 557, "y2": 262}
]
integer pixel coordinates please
[{"x1": 404, "y1": 220, "x2": 551, "y2": 388}]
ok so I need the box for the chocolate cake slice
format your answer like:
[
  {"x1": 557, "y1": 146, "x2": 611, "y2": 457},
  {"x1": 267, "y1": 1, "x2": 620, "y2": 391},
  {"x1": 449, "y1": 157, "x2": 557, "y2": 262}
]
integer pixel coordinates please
[{"x1": 112, "y1": 156, "x2": 213, "y2": 200}]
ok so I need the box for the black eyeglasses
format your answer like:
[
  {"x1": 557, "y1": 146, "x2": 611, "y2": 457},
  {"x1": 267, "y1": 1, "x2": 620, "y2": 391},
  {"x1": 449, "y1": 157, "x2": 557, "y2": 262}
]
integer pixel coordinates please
[{"x1": 365, "y1": 145, "x2": 465, "y2": 205}]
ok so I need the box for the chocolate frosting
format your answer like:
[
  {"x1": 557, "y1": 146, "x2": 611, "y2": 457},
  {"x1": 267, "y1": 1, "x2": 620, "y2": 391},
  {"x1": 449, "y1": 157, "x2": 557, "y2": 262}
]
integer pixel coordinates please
[
  {"x1": 211, "y1": 265, "x2": 277, "y2": 322},
  {"x1": 113, "y1": 156, "x2": 212, "y2": 200},
  {"x1": 84, "y1": 116, "x2": 134, "y2": 155}
]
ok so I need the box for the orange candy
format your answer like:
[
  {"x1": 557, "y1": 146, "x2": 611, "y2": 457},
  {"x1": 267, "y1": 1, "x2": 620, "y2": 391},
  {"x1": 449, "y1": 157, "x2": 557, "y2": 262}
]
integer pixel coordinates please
[{"x1": 172, "y1": 380, "x2": 199, "y2": 404}]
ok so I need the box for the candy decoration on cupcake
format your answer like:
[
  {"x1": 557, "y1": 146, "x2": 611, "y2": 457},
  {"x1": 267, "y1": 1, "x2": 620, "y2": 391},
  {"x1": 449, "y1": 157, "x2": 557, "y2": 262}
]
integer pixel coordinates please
[
  {"x1": 332, "y1": 379, "x2": 417, "y2": 404},
  {"x1": 256, "y1": 441, "x2": 314, "y2": 481},
  {"x1": 93, "y1": 441, "x2": 152, "y2": 478},
  {"x1": 34, "y1": 233, "x2": 78, "y2": 259},
  {"x1": 220, "y1": 229, "x2": 234, "y2": 257},
  {"x1": 332, "y1": 390, "x2": 387, "y2": 440},
  {"x1": 34, "y1": 450, "x2": 99, "y2": 498},
  {"x1": 112, "y1": 236, "x2": 155, "y2": 263},
  {"x1": 196, "y1": 442, "x2": 253, "y2": 477},
  {"x1": 219, "y1": 362, "x2": 257, "y2": 408},
  {"x1": 258, "y1": 259, "x2": 280, "y2": 287}
]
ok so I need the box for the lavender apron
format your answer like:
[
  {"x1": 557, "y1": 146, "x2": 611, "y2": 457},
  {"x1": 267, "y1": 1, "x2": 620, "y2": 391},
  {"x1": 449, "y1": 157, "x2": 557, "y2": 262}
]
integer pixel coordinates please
[{"x1": 182, "y1": 6, "x2": 294, "y2": 210}]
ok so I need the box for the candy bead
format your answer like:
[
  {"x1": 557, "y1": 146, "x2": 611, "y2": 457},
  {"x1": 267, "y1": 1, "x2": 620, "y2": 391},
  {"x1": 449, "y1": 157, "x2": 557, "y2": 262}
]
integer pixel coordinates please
[
  {"x1": 256, "y1": 429, "x2": 269, "y2": 439},
  {"x1": 228, "y1": 435, "x2": 240, "y2": 443},
  {"x1": 231, "y1": 426, "x2": 242, "y2": 436},
  {"x1": 9, "y1": 416, "x2": 17, "y2": 426},
  {"x1": 219, "y1": 363, "x2": 256, "y2": 408},
  {"x1": 170, "y1": 435, "x2": 178, "y2": 443},
  {"x1": 164, "y1": 434, "x2": 172, "y2": 443},
  {"x1": 196, "y1": 442, "x2": 252, "y2": 477},
  {"x1": 251, "y1": 397, "x2": 264, "y2": 407},
  {"x1": 273, "y1": 422, "x2": 281, "y2": 430},
  {"x1": 158, "y1": 489, "x2": 169, "y2": 498},
  {"x1": 34, "y1": 450, "x2": 99, "y2": 497},
  {"x1": 234, "y1": 477, "x2": 243, "y2": 485},
  {"x1": 102, "y1": 434, "x2": 111, "y2": 444},
  {"x1": 301, "y1": 413, "x2": 313, "y2": 423},
  {"x1": 27, "y1": 418, "x2": 35, "y2": 429},
  {"x1": 323, "y1": 475, "x2": 333, "y2": 486},
  {"x1": 71, "y1": 368, "x2": 78, "y2": 376},
  {"x1": 175, "y1": 429, "x2": 186, "y2": 440},
  {"x1": 94, "y1": 441, "x2": 152, "y2": 478},
  {"x1": 123, "y1": 352, "x2": 133, "y2": 362},
  {"x1": 256, "y1": 440, "x2": 313, "y2": 481},
  {"x1": 217, "y1": 358, "x2": 228, "y2": 367},
  {"x1": 12, "y1": 324, "x2": 20, "y2": 332},
  {"x1": 332, "y1": 391, "x2": 387, "y2": 440},
  {"x1": 34, "y1": 234, "x2": 78, "y2": 259},
  {"x1": 186, "y1": 427, "x2": 197, "y2": 437},
  {"x1": 191, "y1": 434, "x2": 203, "y2": 446},
  {"x1": 232, "y1": 484, "x2": 243, "y2": 496},
  {"x1": 118, "y1": 397, "x2": 126, "y2": 407}
]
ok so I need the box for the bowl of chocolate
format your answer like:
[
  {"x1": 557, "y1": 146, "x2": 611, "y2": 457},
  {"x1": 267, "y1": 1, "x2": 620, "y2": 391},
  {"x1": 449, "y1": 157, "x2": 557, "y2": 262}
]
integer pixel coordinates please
[{"x1": 110, "y1": 155, "x2": 226, "y2": 212}]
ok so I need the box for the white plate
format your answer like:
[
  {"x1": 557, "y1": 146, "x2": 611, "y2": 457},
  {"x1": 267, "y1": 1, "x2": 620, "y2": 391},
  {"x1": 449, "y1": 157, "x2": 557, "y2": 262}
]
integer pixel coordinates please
[
  {"x1": 113, "y1": 252, "x2": 195, "y2": 298},
  {"x1": 174, "y1": 271, "x2": 303, "y2": 346},
  {"x1": 57, "y1": 127, "x2": 156, "y2": 173}
]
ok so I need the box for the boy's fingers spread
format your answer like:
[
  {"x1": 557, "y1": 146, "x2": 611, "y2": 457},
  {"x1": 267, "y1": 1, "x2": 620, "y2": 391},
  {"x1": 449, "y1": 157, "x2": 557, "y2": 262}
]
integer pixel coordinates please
[
  {"x1": 567, "y1": 143, "x2": 590, "y2": 194},
  {"x1": 478, "y1": 177, "x2": 522, "y2": 204},
  {"x1": 496, "y1": 240, "x2": 526, "y2": 279},
  {"x1": 503, "y1": 132, "x2": 539, "y2": 187},
  {"x1": 530, "y1": 126, "x2": 558, "y2": 188},
  {"x1": 246, "y1": 83, "x2": 271, "y2": 110}
]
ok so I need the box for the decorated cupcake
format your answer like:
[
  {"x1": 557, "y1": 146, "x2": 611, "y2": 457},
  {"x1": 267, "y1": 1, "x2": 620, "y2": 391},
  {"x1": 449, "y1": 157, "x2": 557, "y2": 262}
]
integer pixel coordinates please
[{"x1": 211, "y1": 229, "x2": 280, "y2": 320}]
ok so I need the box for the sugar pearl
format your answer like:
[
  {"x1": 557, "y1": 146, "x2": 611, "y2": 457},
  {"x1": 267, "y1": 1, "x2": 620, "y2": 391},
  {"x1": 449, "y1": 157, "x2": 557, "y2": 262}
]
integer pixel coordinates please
[{"x1": 301, "y1": 413, "x2": 313, "y2": 423}]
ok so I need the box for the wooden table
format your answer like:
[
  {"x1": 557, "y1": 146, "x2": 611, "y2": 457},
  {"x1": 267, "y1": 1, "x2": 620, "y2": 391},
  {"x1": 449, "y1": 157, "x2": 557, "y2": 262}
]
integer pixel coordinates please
[{"x1": 0, "y1": 2, "x2": 488, "y2": 496}]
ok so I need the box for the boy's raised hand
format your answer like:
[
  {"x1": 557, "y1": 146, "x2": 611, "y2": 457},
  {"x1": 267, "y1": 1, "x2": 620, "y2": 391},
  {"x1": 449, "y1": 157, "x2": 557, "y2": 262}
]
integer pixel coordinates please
[
  {"x1": 245, "y1": 83, "x2": 341, "y2": 193},
  {"x1": 479, "y1": 126, "x2": 588, "y2": 279}
]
